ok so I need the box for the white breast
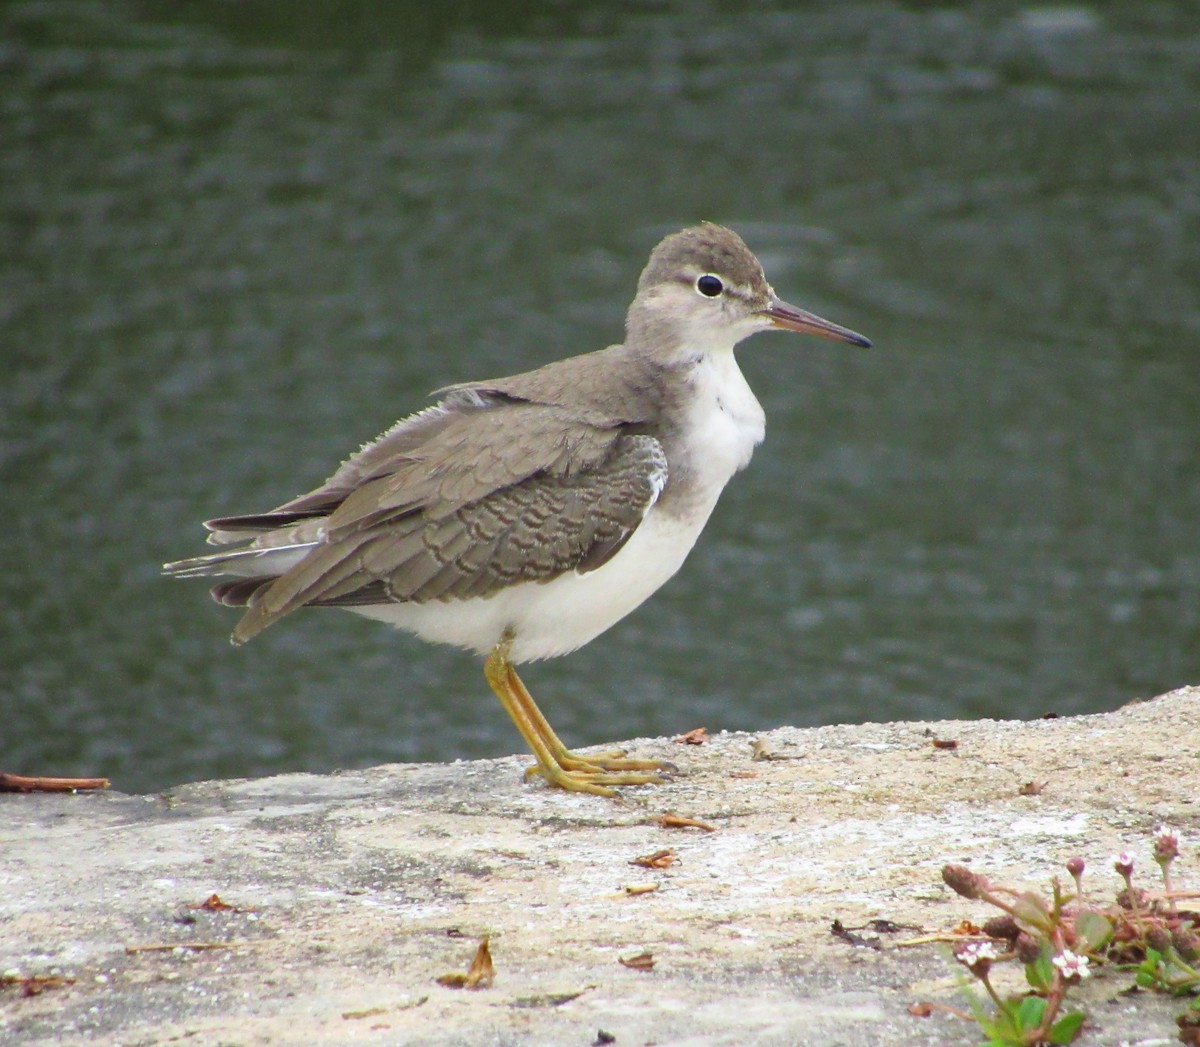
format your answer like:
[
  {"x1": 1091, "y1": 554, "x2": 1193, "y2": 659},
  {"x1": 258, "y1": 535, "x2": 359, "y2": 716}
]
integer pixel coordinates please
[
  {"x1": 665, "y1": 346, "x2": 766, "y2": 515},
  {"x1": 351, "y1": 348, "x2": 766, "y2": 663}
]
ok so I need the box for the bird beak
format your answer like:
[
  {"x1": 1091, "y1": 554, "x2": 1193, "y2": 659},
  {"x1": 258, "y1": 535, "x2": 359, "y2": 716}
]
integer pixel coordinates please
[{"x1": 760, "y1": 298, "x2": 872, "y2": 347}]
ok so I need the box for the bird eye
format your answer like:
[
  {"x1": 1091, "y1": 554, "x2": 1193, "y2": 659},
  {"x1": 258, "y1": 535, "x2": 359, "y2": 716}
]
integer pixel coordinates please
[{"x1": 695, "y1": 274, "x2": 724, "y2": 298}]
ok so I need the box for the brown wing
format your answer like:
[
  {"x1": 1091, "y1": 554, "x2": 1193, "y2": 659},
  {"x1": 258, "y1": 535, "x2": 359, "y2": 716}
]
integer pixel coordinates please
[
  {"x1": 206, "y1": 343, "x2": 663, "y2": 546},
  {"x1": 207, "y1": 398, "x2": 626, "y2": 544},
  {"x1": 230, "y1": 434, "x2": 668, "y2": 644},
  {"x1": 318, "y1": 400, "x2": 626, "y2": 540}
]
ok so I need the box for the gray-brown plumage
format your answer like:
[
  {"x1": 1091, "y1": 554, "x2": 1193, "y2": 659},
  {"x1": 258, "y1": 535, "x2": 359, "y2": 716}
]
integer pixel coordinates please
[{"x1": 165, "y1": 222, "x2": 870, "y2": 796}]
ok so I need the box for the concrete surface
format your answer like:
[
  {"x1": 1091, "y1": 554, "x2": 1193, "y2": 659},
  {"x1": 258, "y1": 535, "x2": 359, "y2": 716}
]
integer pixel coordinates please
[{"x1": 2, "y1": 685, "x2": 1197, "y2": 1046}]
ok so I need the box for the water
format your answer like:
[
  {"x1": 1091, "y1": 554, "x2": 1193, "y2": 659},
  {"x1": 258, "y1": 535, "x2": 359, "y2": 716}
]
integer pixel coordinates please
[{"x1": 3, "y1": 1, "x2": 1198, "y2": 793}]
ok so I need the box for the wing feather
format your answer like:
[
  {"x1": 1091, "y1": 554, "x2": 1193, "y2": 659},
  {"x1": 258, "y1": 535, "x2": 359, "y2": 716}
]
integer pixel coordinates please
[{"x1": 229, "y1": 433, "x2": 668, "y2": 641}]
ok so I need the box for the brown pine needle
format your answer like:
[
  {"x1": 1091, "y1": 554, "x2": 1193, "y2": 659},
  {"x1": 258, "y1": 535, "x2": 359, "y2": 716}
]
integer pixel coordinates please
[
  {"x1": 657, "y1": 813, "x2": 716, "y2": 832},
  {"x1": 0, "y1": 773, "x2": 109, "y2": 793},
  {"x1": 125, "y1": 941, "x2": 250, "y2": 954}
]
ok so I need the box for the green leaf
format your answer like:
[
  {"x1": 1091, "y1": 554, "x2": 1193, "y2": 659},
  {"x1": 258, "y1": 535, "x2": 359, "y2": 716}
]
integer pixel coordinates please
[
  {"x1": 1048, "y1": 1010, "x2": 1086, "y2": 1044},
  {"x1": 1013, "y1": 891, "x2": 1051, "y2": 927},
  {"x1": 975, "y1": 1004, "x2": 1019, "y2": 1042},
  {"x1": 1132, "y1": 950, "x2": 1169, "y2": 989},
  {"x1": 1027, "y1": 944, "x2": 1055, "y2": 991},
  {"x1": 1016, "y1": 994, "x2": 1047, "y2": 1029},
  {"x1": 964, "y1": 986, "x2": 1019, "y2": 1042},
  {"x1": 1075, "y1": 911, "x2": 1112, "y2": 951}
]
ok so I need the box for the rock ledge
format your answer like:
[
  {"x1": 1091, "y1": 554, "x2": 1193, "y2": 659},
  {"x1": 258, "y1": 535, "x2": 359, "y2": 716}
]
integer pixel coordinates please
[{"x1": 2, "y1": 686, "x2": 1197, "y2": 1046}]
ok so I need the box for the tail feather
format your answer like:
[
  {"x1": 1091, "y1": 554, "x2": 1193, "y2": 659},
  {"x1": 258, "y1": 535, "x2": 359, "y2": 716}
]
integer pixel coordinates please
[
  {"x1": 162, "y1": 543, "x2": 314, "y2": 580},
  {"x1": 204, "y1": 509, "x2": 330, "y2": 546},
  {"x1": 210, "y1": 577, "x2": 274, "y2": 607}
]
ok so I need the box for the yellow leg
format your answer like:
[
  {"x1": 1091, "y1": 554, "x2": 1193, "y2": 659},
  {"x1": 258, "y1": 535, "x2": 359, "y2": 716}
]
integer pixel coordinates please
[
  {"x1": 483, "y1": 633, "x2": 675, "y2": 797},
  {"x1": 504, "y1": 663, "x2": 672, "y2": 775}
]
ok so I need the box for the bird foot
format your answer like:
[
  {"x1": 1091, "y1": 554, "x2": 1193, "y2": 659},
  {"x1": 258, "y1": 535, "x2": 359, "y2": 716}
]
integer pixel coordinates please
[
  {"x1": 564, "y1": 750, "x2": 680, "y2": 774},
  {"x1": 526, "y1": 764, "x2": 666, "y2": 798},
  {"x1": 523, "y1": 752, "x2": 680, "y2": 797},
  {"x1": 485, "y1": 644, "x2": 680, "y2": 797}
]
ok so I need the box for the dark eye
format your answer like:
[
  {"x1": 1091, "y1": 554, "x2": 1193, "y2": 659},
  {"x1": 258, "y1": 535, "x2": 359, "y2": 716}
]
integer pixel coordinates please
[{"x1": 695, "y1": 274, "x2": 724, "y2": 298}]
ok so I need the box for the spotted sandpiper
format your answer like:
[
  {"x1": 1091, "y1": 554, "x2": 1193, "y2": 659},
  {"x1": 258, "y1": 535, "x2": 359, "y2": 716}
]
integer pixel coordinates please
[{"x1": 164, "y1": 223, "x2": 870, "y2": 796}]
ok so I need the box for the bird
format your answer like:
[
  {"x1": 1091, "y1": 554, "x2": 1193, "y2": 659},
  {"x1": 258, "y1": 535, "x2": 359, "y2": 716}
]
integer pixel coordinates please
[{"x1": 164, "y1": 223, "x2": 870, "y2": 797}]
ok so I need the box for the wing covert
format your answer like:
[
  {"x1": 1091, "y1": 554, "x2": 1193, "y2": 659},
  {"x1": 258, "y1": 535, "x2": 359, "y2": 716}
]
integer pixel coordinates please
[{"x1": 231, "y1": 433, "x2": 668, "y2": 642}]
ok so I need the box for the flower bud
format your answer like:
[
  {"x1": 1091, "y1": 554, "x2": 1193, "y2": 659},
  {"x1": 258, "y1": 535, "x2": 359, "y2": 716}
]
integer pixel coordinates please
[
  {"x1": 1154, "y1": 826, "x2": 1180, "y2": 863},
  {"x1": 1172, "y1": 927, "x2": 1200, "y2": 962},
  {"x1": 942, "y1": 864, "x2": 987, "y2": 900},
  {"x1": 1116, "y1": 886, "x2": 1147, "y2": 911},
  {"x1": 982, "y1": 915, "x2": 1019, "y2": 943},
  {"x1": 1146, "y1": 926, "x2": 1173, "y2": 954},
  {"x1": 1015, "y1": 932, "x2": 1042, "y2": 965}
]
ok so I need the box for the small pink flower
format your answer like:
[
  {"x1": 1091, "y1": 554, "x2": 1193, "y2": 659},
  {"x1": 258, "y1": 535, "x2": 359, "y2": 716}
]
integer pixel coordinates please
[
  {"x1": 955, "y1": 941, "x2": 999, "y2": 973},
  {"x1": 1052, "y1": 949, "x2": 1090, "y2": 980},
  {"x1": 1113, "y1": 852, "x2": 1135, "y2": 877}
]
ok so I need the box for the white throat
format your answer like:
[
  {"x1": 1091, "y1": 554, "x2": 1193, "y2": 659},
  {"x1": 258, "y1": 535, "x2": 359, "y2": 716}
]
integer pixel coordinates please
[{"x1": 659, "y1": 344, "x2": 766, "y2": 523}]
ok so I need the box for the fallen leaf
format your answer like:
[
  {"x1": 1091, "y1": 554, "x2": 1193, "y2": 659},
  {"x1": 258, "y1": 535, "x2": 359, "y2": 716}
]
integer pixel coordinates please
[
  {"x1": 908, "y1": 1000, "x2": 974, "y2": 1021},
  {"x1": 952, "y1": 920, "x2": 982, "y2": 936},
  {"x1": 729, "y1": 770, "x2": 759, "y2": 779},
  {"x1": 675, "y1": 727, "x2": 708, "y2": 745},
  {"x1": 830, "y1": 919, "x2": 881, "y2": 950},
  {"x1": 618, "y1": 951, "x2": 655, "y2": 972},
  {"x1": 750, "y1": 739, "x2": 804, "y2": 761},
  {"x1": 931, "y1": 738, "x2": 958, "y2": 750},
  {"x1": 657, "y1": 813, "x2": 715, "y2": 833},
  {"x1": 188, "y1": 893, "x2": 242, "y2": 912},
  {"x1": 466, "y1": 937, "x2": 495, "y2": 988},
  {"x1": 630, "y1": 849, "x2": 676, "y2": 869},
  {"x1": 1018, "y1": 781, "x2": 1047, "y2": 796},
  {"x1": 437, "y1": 937, "x2": 495, "y2": 990}
]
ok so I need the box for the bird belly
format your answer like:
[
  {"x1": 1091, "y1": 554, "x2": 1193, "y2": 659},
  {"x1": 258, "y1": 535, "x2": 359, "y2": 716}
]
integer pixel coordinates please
[{"x1": 346, "y1": 504, "x2": 715, "y2": 662}]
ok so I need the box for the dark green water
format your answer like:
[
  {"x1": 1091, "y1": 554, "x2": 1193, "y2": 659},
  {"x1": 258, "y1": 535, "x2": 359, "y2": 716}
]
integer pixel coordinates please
[{"x1": 3, "y1": 2, "x2": 1198, "y2": 793}]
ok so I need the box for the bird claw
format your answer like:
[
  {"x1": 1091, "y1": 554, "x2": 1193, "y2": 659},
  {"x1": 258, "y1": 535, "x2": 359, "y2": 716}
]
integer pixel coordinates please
[
  {"x1": 519, "y1": 749, "x2": 681, "y2": 796},
  {"x1": 525, "y1": 763, "x2": 666, "y2": 798}
]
